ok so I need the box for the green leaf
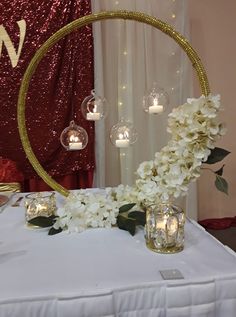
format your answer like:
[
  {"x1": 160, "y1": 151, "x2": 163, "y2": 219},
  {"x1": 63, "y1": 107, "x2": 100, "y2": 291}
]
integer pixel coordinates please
[
  {"x1": 28, "y1": 215, "x2": 57, "y2": 228},
  {"x1": 205, "y1": 147, "x2": 230, "y2": 164},
  {"x1": 128, "y1": 211, "x2": 146, "y2": 226},
  {"x1": 214, "y1": 164, "x2": 225, "y2": 176},
  {"x1": 117, "y1": 214, "x2": 136, "y2": 236},
  {"x1": 119, "y1": 203, "x2": 136, "y2": 213},
  {"x1": 48, "y1": 227, "x2": 62, "y2": 235},
  {"x1": 215, "y1": 175, "x2": 228, "y2": 195}
]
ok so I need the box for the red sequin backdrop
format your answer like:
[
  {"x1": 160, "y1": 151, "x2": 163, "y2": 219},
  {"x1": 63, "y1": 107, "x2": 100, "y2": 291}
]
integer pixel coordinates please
[{"x1": 0, "y1": 0, "x2": 95, "y2": 191}]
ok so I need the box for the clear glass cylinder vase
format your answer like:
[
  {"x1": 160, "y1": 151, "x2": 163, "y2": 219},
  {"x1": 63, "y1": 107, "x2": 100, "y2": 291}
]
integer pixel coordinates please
[{"x1": 145, "y1": 203, "x2": 185, "y2": 254}]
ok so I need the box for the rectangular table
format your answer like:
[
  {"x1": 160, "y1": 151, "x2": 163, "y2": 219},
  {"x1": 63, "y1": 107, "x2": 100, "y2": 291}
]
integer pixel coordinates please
[{"x1": 0, "y1": 193, "x2": 236, "y2": 317}]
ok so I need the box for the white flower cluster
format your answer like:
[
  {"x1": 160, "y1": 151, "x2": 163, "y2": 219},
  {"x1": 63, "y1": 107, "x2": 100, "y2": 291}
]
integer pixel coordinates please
[
  {"x1": 107, "y1": 185, "x2": 139, "y2": 205},
  {"x1": 53, "y1": 190, "x2": 120, "y2": 233},
  {"x1": 135, "y1": 94, "x2": 225, "y2": 206},
  {"x1": 54, "y1": 95, "x2": 224, "y2": 232}
]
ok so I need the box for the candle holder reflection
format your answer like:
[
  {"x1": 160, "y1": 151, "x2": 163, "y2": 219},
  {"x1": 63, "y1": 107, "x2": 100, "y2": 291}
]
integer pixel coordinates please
[
  {"x1": 145, "y1": 203, "x2": 185, "y2": 253},
  {"x1": 25, "y1": 192, "x2": 57, "y2": 227}
]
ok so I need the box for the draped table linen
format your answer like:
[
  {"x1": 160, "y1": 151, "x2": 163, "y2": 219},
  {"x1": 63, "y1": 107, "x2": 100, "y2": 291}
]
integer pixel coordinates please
[{"x1": 0, "y1": 192, "x2": 236, "y2": 317}]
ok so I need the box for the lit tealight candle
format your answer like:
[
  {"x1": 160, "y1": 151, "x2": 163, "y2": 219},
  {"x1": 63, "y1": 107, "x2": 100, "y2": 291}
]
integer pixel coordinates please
[
  {"x1": 86, "y1": 112, "x2": 101, "y2": 121},
  {"x1": 86, "y1": 104, "x2": 101, "y2": 121},
  {"x1": 148, "y1": 105, "x2": 163, "y2": 114},
  {"x1": 69, "y1": 135, "x2": 82, "y2": 150},
  {"x1": 148, "y1": 97, "x2": 164, "y2": 114},
  {"x1": 115, "y1": 133, "x2": 130, "y2": 148},
  {"x1": 69, "y1": 142, "x2": 82, "y2": 150},
  {"x1": 115, "y1": 139, "x2": 130, "y2": 147}
]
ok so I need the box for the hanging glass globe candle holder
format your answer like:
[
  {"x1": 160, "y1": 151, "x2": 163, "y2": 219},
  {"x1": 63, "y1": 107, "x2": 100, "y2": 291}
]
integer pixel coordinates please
[
  {"x1": 60, "y1": 120, "x2": 88, "y2": 151},
  {"x1": 81, "y1": 89, "x2": 108, "y2": 121},
  {"x1": 110, "y1": 119, "x2": 138, "y2": 148},
  {"x1": 143, "y1": 82, "x2": 169, "y2": 115}
]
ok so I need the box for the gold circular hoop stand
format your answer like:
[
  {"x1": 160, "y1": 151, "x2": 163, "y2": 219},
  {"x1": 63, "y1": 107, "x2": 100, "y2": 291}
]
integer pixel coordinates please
[{"x1": 17, "y1": 10, "x2": 210, "y2": 197}]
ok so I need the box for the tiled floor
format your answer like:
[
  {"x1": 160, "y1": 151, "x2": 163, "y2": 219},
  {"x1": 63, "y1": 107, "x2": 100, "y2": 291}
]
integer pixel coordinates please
[{"x1": 207, "y1": 227, "x2": 236, "y2": 252}]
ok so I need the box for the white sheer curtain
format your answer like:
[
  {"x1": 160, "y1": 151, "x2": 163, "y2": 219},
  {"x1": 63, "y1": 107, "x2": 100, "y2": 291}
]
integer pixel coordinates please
[{"x1": 91, "y1": 0, "x2": 197, "y2": 219}]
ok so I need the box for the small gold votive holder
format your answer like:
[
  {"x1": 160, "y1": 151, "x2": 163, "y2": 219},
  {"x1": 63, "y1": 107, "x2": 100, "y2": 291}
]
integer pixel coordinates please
[
  {"x1": 145, "y1": 203, "x2": 185, "y2": 254},
  {"x1": 24, "y1": 192, "x2": 57, "y2": 227}
]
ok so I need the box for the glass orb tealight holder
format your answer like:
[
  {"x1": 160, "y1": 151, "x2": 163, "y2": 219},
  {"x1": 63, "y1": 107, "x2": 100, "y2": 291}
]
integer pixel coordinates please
[
  {"x1": 81, "y1": 89, "x2": 108, "y2": 121},
  {"x1": 110, "y1": 119, "x2": 138, "y2": 148},
  {"x1": 143, "y1": 83, "x2": 169, "y2": 115},
  {"x1": 60, "y1": 120, "x2": 88, "y2": 151}
]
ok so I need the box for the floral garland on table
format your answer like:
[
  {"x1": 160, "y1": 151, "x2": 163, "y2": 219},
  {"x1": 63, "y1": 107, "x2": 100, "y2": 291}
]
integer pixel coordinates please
[
  {"x1": 53, "y1": 190, "x2": 120, "y2": 233},
  {"x1": 29, "y1": 95, "x2": 229, "y2": 235}
]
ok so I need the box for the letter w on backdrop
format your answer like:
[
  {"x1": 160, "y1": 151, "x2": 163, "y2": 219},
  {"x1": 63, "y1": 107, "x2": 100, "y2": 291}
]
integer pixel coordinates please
[{"x1": 0, "y1": 19, "x2": 26, "y2": 68}]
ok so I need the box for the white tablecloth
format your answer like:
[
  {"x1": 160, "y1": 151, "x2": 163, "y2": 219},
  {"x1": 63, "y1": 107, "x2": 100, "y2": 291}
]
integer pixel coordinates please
[{"x1": 0, "y1": 193, "x2": 236, "y2": 317}]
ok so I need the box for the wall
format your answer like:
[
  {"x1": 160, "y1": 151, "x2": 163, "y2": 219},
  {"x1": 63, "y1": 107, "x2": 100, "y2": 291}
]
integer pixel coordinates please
[{"x1": 189, "y1": 0, "x2": 236, "y2": 219}]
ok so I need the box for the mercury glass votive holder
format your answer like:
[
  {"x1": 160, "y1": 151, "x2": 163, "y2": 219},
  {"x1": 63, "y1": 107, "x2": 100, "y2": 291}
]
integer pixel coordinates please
[
  {"x1": 145, "y1": 203, "x2": 185, "y2": 254},
  {"x1": 24, "y1": 192, "x2": 57, "y2": 225}
]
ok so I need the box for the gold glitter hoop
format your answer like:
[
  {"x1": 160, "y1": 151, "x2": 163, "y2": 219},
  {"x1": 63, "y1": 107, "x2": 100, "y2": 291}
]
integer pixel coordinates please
[{"x1": 17, "y1": 10, "x2": 210, "y2": 197}]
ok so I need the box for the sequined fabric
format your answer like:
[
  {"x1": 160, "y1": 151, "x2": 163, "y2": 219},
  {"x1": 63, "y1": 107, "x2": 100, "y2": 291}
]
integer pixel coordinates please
[
  {"x1": 0, "y1": 0, "x2": 94, "y2": 178},
  {"x1": 0, "y1": 157, "x2": 23, "y2": 182}
]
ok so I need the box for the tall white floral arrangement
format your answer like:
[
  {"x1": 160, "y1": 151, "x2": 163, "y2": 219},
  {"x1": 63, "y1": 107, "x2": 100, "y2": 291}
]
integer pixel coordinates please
[
  {"x1": 29, "y1": 95, "x2": 228, "y2": 235},
  {"x1": 134, "y1": 94, "x2": 226, "y2": 207}
]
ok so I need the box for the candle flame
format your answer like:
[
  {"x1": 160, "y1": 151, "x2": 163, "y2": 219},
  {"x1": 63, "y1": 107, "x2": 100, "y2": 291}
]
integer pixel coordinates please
[
  {"x1": 124, "y1": 130, "x2": 129, "y2": 139},
  {"x1": 153, "y1": 97, "x2": 158, "y2": 107},
  {"x1": 69, "y1": 135, "x2": 79, "y2": 142},
  {"x1": 93, "y1": 104, "x2": 97, "y2": 113}
]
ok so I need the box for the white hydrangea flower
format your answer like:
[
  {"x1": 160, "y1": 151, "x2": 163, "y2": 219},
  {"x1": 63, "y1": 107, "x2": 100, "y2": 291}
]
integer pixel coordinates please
[
  {"x1": 53, "y1": 94, "x2": 224, "y2": 233},
  {"x1": 134, "y1": 94, "x2": 224, "y2": 206},
  {"x1": 136, "y1": 160, "x2": 154, "y2": 179},
  {"x1": 53, "y1": 191, "x2": 120, "y2": 233}
]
